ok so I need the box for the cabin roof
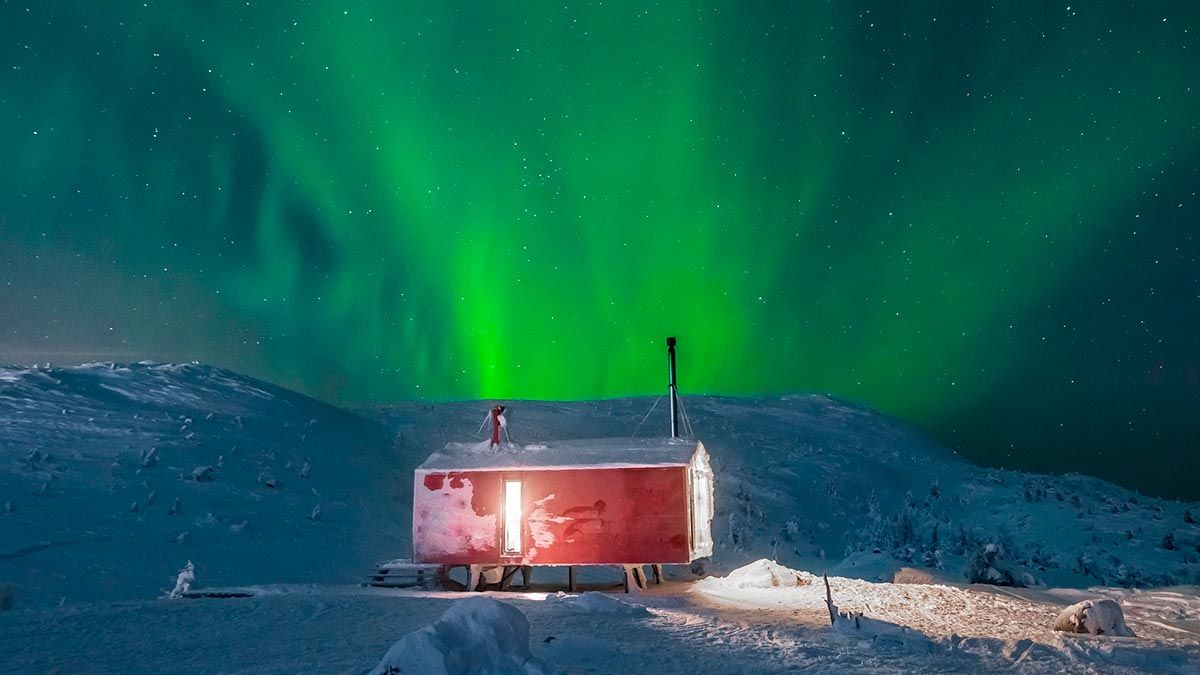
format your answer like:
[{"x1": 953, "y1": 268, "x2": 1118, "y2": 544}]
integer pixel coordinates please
[{"x1": 416, "y1": 436, "x2": 703, "y2": 472}]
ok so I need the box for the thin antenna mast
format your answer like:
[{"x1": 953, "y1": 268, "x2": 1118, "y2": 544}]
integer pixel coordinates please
[{"x1": 667, "y1": 336, "x2": 679, "y2": 438}]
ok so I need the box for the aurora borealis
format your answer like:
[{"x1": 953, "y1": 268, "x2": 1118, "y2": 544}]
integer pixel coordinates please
[{"x1": 2, "y1": 2, "x2": 1198, "y2": 497}]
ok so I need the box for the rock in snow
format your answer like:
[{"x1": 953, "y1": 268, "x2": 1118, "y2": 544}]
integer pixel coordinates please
[
  {"x1": 1054, "y1": 598, "x2": 1136, "y2": 637},
  {"x1": 369, "y1": 596, "x2": 552, "y2": 675},
  {"x1": 167, "y1": 561, "x2": 195, "y2": 599}
]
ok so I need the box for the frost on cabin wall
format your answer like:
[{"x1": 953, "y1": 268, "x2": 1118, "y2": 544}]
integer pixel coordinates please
[
  {"x1": 413, "y1": 473, "x2": 497, "y2": 559},
  {"x1": 526, "y1": 493, "x2": 571, "y2": 562},
  {"x1": 690, "y1": 444, "x2": 716, "y2": 558}
]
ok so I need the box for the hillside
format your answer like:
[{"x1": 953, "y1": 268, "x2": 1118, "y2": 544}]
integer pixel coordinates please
[
  {"x1": 0, "y1": 362, "x2": 404, "y2": 606},
  {"x1": 371, "y1": 395, "x2": 1200, "y2": 591},
  {"x1": 3, "y1": 363, "x2": 1200, "y2": 672},
  {"x1": 3, "y1": 363, "x2": 1198, "y2": 611}
]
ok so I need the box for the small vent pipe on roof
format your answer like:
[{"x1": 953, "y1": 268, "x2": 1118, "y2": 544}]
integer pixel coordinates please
[{"x1": 667, "y1": 336, "x2": 679, "y2": 438}]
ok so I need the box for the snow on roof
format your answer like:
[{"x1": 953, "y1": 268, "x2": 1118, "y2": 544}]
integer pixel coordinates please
[{"x1": 416, "y1": 436, "x2": 703, "y2": 472}]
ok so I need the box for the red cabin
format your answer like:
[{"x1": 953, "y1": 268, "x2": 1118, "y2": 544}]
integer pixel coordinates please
[{"x1": 412, "y1": 437, "x2": 714, "y2": 587}]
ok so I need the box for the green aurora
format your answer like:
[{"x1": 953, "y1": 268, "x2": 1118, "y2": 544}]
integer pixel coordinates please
[{"x1": 2, "y1": 2, "x2": 1198, "y2": 497}]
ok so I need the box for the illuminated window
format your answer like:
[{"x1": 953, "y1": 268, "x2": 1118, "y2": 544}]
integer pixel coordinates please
[{"x1": 503, "y1": 479, "x2": 522, "y2": 554}]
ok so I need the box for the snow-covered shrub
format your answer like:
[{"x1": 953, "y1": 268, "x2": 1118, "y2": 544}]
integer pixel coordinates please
[
  {"x1": 921, "y1": 524, "x2": 944, "y2": 569},
  {"x1": 725, "y1": 512, "x2": 746, "y2": 551},
  {"x1": 1074, "y1": 553, "x2": 1101, "y2": 580},
  {"x1": 784, "y1": 518, "x2": 801, "y2": 541},
  {"x1": 1161, "y1": 532, "x2": 1177, "y2": 550},
  {"x1": 369, "y1": 596, "x2": 550, "y2": 675},
  {"x1": 140, "y1": 447, "x2": 158, "y2": 468},
  {"x1": 893, "y1": 567, "x2": 937, "y2": 584},
  {"x1": 1053, "y1": 598, "x2": 1135, "y2": 637},
  {"x1": 889, "y1": 506, "x2": 917, "y2": 554},
  {"x1": 966, "y1": 543, "x2": 1020, "y2": 587},
  {"x1": 950, "y1": 525, "x2": 969, "y2": 557},
  {"x1": 191, "y1": 465, "x2": 213, "y2": 482},
  {"x1": 168, "y1": 561, "x2": 195, "y2": 599}
]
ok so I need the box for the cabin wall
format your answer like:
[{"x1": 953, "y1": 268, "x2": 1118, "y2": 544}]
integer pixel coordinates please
[
  {"x1": 413, "y1": 466, "x2": 691, "y2": 565},
  {"x1": 412, "y1": 471, "x2": 501, "y2": 565}
]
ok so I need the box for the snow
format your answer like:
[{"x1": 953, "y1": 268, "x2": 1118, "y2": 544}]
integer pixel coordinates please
[
  {"x1": 697, "y1": 558, "x2": 818, "y2": 590},
  {"x1": 167, "y1": 561, "x2": 195, "y2": 599},
  {"x1": 417, "y1": 436, "x2": 702, "y2": 471},
  {"x1": 369, "y1": 596, "x2": 550, "y2": 675},
  {"x1": 693, "y1": 561, "x2": 1197, "y2": 671},
  {"x1": 1, "y1": 363, "x2": 1198, "y2": 672},
  {"x1": 546, "y1": 590, "x2": 651, "y2": 616},
  {"x1": 0, "y1": 362, "x2": 403, "y2": 606}
]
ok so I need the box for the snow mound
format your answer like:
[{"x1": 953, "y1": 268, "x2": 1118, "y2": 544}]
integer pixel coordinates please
[
  {"x1": 546, "y1": 591, "x2": 650, "y2": 616},
  {"x1": 1054, "y1": 598, "x2": 1136, "y2": 637},
  {"x1": 701, "y1": 558, "x2": 817, "y2": 590},
  {"x1": 167, "y1": 561, "x2": 195, "y2": 599},
  {"x1": 369, "y1": 596, "x2": 552, "y2": 675}
]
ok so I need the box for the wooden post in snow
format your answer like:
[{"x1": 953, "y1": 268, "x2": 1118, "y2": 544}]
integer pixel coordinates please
[{"x1": 823, "y1": 574, "x2": 837, "y2": 626}]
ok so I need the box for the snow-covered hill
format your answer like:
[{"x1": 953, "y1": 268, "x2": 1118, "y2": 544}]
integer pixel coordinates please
[
  {"x1": 3, "y1": 362, "x2": 1198, "y2": 611},
  {"x1": 3, "y1": 363, "x2": 1200, "y2": 672},
  {"x1": 0, "y1": 362, "x2": 406, "y2": 607}
]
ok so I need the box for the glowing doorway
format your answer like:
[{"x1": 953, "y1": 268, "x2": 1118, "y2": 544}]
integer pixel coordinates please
[{"x1": 503, "y1": 479, "x2": 522, "y2": 554}]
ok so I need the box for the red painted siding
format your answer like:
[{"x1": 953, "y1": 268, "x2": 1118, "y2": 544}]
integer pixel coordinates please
[{"x1": 413, "y1": 466, "x2": 690, "y2": 565}]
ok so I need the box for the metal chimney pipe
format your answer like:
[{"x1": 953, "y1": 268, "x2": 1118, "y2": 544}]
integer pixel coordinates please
[{"x1": 667, "y1": 336, "x2": 679, "y2": 438}]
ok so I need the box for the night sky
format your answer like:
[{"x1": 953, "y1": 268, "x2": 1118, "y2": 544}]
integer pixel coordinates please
[{"x1": 2, "y1": 2, "x2": 1198, "y2": 498}]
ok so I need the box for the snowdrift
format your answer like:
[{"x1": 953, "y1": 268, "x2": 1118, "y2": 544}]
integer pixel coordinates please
[
  {"x1": 703, "y1": 558, "x2": 818, "y2": 589},
  {"x1": 369, "y1": 596, "x2": 551, "y2": 675},
  {"x1": 1055, "y1": 598, "x2": 1136, "y2": 637},
  {"x1": 545, "y1": 591, "x2": 651, "y2": 616}
]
